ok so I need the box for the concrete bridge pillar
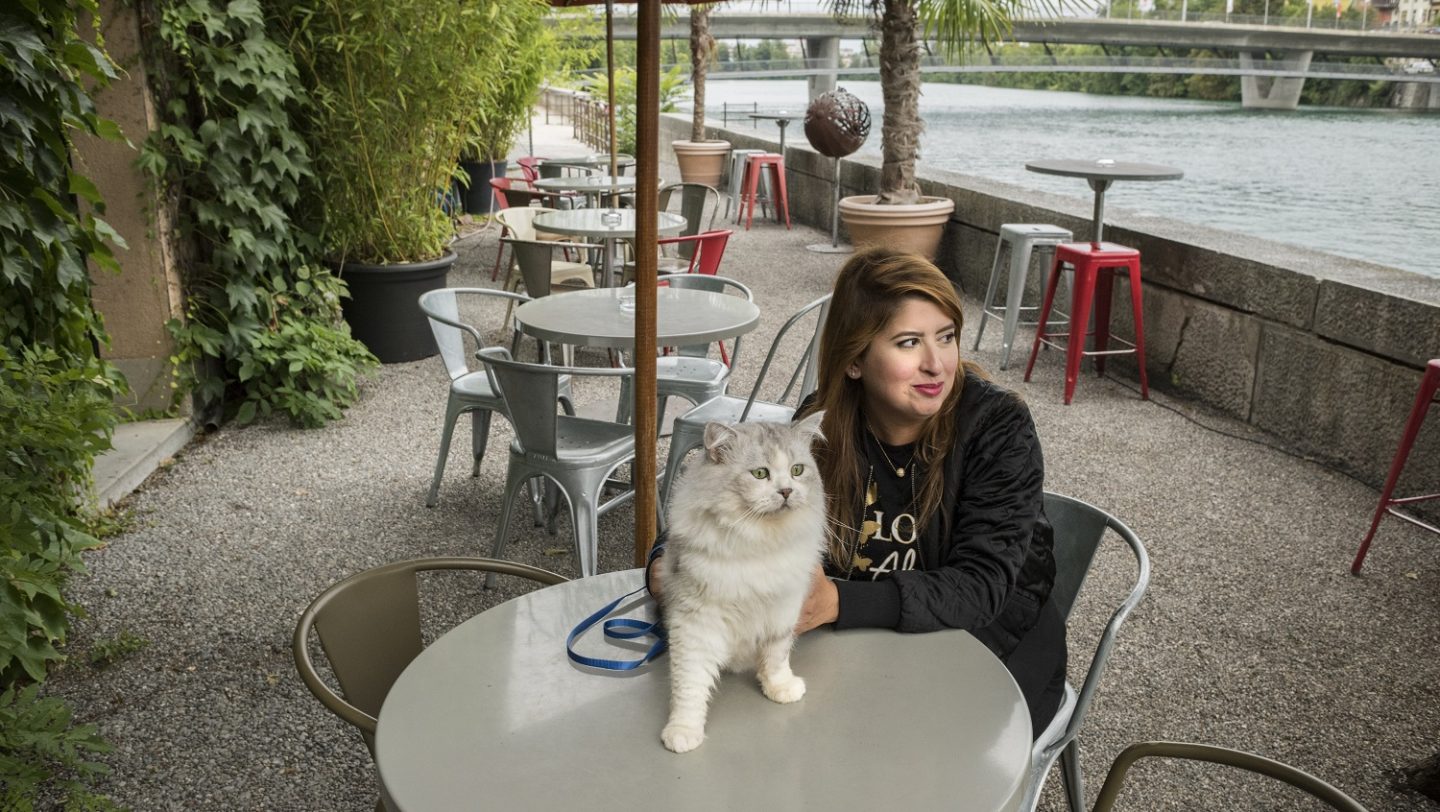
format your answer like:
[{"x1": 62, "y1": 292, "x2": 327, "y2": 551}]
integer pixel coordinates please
[
  {"x1": 1239, "y1": 50, "x2": 1313, "y2": 110},
  {"x1": 806, "y1": 36, "x2": 840, "y2": 101}
]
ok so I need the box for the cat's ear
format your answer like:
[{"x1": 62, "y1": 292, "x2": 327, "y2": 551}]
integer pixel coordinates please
[
  {"x1": 795, "y1": 410, "x2": 825, "y2": 442},
  {"x1": 703, "y1": 422, "x2": 740, "y2": 463}
]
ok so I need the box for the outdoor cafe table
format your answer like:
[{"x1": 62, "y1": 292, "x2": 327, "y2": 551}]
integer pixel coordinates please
[
  {"x1": 538, "y1": 154, "x2": 635, "y2": 173},
  {"x1": 1025, "y1": 159, "x2": 1183, "y2": 243},
  {"x1": 374, "y1": 569, "x2": 1033, "y2": 812},
  {"x1": 533, "y1": 174, "x2": 637, "y2": 207},
  {"x1": 533, "y1": 208, "x2": 687, "y2": 287},
  {"x1": 749, "y1": 111, "x2": 797, "y2": 155},
  {"x1": 512, "y1": 285, "x2": 760, "y2": 351}
]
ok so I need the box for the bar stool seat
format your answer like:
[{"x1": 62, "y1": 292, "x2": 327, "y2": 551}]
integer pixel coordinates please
[
  {"x1": 739, "y1": 153, "x2": 790, "y2": 231},
  {"x1": 1352, "y1": 358, "x2": 1440, "y2": 574},
  {"x1": 1023, "y1": 241, "x2": 1150, "y2": 405},
  {"x1": 973, "y1": 224, "x2": 1074, "y2": 370}
]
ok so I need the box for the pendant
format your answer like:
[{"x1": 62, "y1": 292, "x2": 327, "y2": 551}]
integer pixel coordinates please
[{"x1": 895, "y1": 467, "x2": 906, "y2": 478}]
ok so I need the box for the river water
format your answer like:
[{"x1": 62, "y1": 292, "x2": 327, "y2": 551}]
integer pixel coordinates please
[{"x1": 697, "y1": 80, "x2": 1439, "y2": 278}]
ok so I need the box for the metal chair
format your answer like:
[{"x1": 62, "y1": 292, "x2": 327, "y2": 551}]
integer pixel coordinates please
[
  {"x1": 658, "y1": 294, "x2": 831, "y2": 523},
  {"x1": 419, "y1": 288, "x2": 525, "y2": 508},
  {"x1": 490, "y1": 197, "x2": 572, "y2": 282},
  {"x1": 1092, "y1": 741, "x2": 1368, "y2": 812},
  {"x1": 972, "y1": 223, "x2": 1074, "y2": 370},
  {"x1": 616, "y1": 274, "x2": 753, "y2": 432},
  {"x1": 1020, "y1": 491, "x2": 1152, "y2": 812},
  {"x1": 479, "y1": 348, "x2": 638, "y2": 582},
  {"x1": 292, "y1": 557, "x2": 567, "y2": 812},
  {"x1": 621, "y1": 229, "x2": 733, "y2": 285}
]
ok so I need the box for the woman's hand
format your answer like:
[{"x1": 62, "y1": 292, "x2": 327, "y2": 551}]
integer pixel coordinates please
[{"x1": 795, "y1": 566, "x2": 839, "y2": 634}]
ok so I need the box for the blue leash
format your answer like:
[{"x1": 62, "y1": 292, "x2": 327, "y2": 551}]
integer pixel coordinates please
[{"x1": 566, "y1": 546, "x2": 668, "y2": 671}]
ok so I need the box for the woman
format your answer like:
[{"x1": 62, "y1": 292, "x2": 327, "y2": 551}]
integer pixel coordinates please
[{"x1": 651, "y1": 247, "x2": 1066, "y2": 736}]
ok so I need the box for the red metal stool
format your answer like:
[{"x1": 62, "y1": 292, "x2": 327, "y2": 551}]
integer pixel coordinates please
[
  {"x1": 1352, "y1": 358, "x2": 1440, "y2": 574},
  {"x1": 1023, "y1": 241, "x2": 1149, "y2": 405},
  {"x1": 739, "y1": 153, "x2": 790, "y2": 231}
]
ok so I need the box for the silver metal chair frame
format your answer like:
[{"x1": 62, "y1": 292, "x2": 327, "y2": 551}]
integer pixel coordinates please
[{"x1": 1020, "y1": 491, "x2": 1152, "y2": 812}]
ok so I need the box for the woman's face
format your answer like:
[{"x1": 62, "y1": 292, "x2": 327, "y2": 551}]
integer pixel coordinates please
[{"x1": 848, "y1": 297, "x2": 959, "y2": 445}]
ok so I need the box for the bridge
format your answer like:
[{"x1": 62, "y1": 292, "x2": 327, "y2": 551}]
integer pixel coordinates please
[{"x1": 601, "y1": 13, "x2": 1440, "y2": 109}]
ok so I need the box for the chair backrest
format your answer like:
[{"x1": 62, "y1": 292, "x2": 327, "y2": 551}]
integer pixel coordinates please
[
  {"x1": 661, "y1": 273, "x2": 752, "y2": 361},
  {"x1": 478, "y1": 348, "x2": 632, "y2": 459},
  {"x1": 659, "y1": 183, "x2": 720, "y2": 256},
  {"x1": 1092, "y1": 741, "x2": 1368, "y2": 812},
  {"x1": 502, "y1": 236, "x2": 586, "y2": 299},
  {"x1": 418, "y1": 288, "x2": 532, "y2": 383},
  {"x1": 495, "y1": 206, "x2": 557, "y2": 242},
  {"x1": 292, "y1": 557, "x2": 567, "y2": 751},
  {"x1": 1042, "y1": 491, "x2": 1151, "y2": 743},
  {"x1": 663, "y1": 229, "x2": 732, "y2": 276},
  {"x1": 739, "y1": 293, "x2": 831, "y2": 421},
  {"x1": 517, "y1": 156, "x2": 545, "y2": 182},
  {"x1": 489, "y1": 177, "x2": 517, "y2": 210}
]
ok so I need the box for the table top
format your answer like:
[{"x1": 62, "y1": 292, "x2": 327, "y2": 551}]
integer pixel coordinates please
[
  {"x1": 1025, "y1": 159, "x2": 1184, "y2": 182},
  {"x1": 512, "y1": 286, "x2": 760, "y2": 350},
  {"x1": 375, "y1": 570, "x2": 1032, "y2": 812},
  {"x1": 541, "y1": 154, "x2": 634, "y2": 169},
  {"x1": 533, "y1": 175, "x2": 637, "y2": 194},
  {"x1": 533, "y1": 208, "x2": 687, "y2": 241},
  {"x1": 749, "y1": 111, "x2": 796, "y2": 123}
]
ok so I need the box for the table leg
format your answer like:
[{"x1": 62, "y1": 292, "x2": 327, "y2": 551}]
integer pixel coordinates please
[
  {"x1": 1087, "y1": 178, "x2": 1112, "y2": 244},
  {"x1": 602, "y1": 237, "x2": 617, "y2": 287}
]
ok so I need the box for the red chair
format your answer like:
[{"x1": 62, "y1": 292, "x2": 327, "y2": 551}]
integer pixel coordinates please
[
  {"x1": 660, "y1": 229, "x2": 732, "y2": 276},
  {"x1": 1352, "y1": 358, "x2": 1440, "y2": 574},
  {"x1": 1023, "y1": 241, "x2": 1149, "y2": 405},
  {"x1": 738, "y1": 153, "x2": 790, "y2": 231},
  {"x1": 516, "y1": 156, "x2": 545, "y2": 183}
]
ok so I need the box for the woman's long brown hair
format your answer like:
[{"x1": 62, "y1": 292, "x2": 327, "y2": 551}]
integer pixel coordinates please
[{"x1": 798, "y1": 247, "x2": 983, "y2": 570}]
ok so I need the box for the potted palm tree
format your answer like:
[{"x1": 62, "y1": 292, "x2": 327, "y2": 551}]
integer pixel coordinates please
[
  {"x1": 671, "y1": 4, "x2": 731, "y2": 187},
  {"x1": 834, "y1": 0, "x2": 1026, "y2": 259},
  {"x1": 282, "y1": 0, "x2": 547, "y2": 362}
]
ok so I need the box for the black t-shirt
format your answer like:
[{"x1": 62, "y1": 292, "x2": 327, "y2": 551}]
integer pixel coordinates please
[{"x1": 839, "y1": 438, "x2": 926, "y2": 581}]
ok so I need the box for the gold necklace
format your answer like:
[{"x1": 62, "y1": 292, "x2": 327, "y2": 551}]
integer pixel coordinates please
[{"x1": 867, "y1": 425, "x2": 913, "y2": 479}]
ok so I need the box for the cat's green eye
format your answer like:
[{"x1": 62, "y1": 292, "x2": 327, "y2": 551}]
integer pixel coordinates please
[
  {"x1": 751, "y1": 468, "x2": 769, "y2": 479},
  {"x1": 791, "y1": 464, "x2": 805, "y2": 477}
]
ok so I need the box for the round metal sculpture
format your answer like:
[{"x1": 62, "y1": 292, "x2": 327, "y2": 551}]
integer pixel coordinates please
[{"x1": 804, "y1": 88, "x2": 871, "y2": 159}]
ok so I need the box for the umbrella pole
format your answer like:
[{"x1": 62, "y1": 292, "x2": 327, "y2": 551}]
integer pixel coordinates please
[
  {"x1": 633, "y1": 0, "x2": 660, "y2": 566},
  {"x1": 606, "y1": 0, "x2": 618, "y2": 179}
]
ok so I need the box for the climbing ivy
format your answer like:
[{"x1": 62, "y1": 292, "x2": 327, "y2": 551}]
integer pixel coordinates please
[
  {"x1": 139, "y1": 0, "x2": 376, "y2": 428},
  {"x1": 0, "y1": 0, "x2": 127, "y2": 807}
]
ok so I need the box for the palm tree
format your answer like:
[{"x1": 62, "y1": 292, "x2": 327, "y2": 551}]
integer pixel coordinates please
[{"x1": 831, "y1": 0, "x2": 1031, "y2": 205}]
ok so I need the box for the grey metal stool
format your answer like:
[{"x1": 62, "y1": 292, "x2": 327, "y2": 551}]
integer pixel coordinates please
[
  {"x1": 724, "y1": 148, "x2": 769, "y2": 220},
  {"x1": 973, "y1": 223, "x2": 1073, "y2": 370}
]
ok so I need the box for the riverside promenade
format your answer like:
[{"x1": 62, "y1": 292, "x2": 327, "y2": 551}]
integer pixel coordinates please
[{"x1": 45, "y1": 118, "x2": 1439, "y2": 811}]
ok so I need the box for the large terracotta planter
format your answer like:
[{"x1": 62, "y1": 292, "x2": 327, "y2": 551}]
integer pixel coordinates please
[
  {"x1": 837, "y1": 195, "x2": 956, "y2": 260},
  {"x1": 672, "y1": 140, "x2": 731, "y2": 188},
  {"x1": 339, "y1": 252, "x2": 455, "y2": 364}
]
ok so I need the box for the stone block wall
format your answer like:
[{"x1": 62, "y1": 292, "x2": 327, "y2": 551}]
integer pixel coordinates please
[{"x1": 659, "y1": 112, "x2": 1440, "y2": 509}]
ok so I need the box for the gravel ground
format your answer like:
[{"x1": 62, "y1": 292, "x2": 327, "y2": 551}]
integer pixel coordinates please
[{"x1": 42, "y1": 125, "x2": 1440, "y2": 811}]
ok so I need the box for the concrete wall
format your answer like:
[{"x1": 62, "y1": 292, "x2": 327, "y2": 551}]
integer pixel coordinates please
[
  {"x1": 660, "y1": 112, "x2": 1440, "y2": 504},
  {"x1": 78, "y1": 0, "x2": 185, "y2": 415}
]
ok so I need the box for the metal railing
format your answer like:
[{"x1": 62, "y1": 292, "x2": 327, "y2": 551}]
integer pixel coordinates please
[{"x1": 541, "y1": 86, "x2": 610, "y2": 152}]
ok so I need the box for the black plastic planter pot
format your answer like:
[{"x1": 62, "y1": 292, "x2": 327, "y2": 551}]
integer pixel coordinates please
[
  {"x1": 339, "y1": 252, "x2": 454, "y2": 364},
  {"x1": 459, "y1": 159, "x2": 507, "y2": 215}
]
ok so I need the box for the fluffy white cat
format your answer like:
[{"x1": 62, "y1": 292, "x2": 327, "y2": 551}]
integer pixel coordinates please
[{"x1": 658, "y1": 413, "x2": 827, "y2": 754}]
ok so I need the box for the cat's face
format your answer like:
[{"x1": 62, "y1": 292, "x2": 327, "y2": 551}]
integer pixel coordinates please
[{"x1": 697, "y1": 413, "x2": 825, "y2": 519}]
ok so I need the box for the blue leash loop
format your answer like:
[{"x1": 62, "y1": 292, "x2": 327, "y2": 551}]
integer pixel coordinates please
[{"x1": 565, "y1": 545, "x2": 668, "y2": 671}]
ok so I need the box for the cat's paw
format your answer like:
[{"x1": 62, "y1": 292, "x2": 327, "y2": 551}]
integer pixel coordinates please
[
  {"x1": 661, "y1": 722, "x2": 706, "y2": 754},
  {"x1": 762, "y1": 674, "x2": 806, "y2": 704}
]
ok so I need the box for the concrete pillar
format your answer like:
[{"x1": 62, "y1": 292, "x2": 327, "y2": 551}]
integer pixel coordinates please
[
  {"x1": 806, "y1": 36, "x2": 840, "y2": 102},
  {"x1": 77, "y1": 0, "x2": 186, "y2": 414},
  {"x1": 1239, "y1": 50, "x2": 1313, "y2": 110}
]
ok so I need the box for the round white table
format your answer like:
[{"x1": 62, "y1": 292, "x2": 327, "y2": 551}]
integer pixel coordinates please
[
  {"x1": 533, "y1": 174, "x2": 637, "y2": 205},
  {"x1": 534, "y1": 208, "x2": 686, "y2": 287},
  {"x1": 375, "y1": 569, "x2": 1032, "y2": 812},
  {"x1": 512, "y1": 286, "x2": 760, "y2": 350},
  {"x1": 1025, "y1": 159, "x2": 1183, "y2": 243}
]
